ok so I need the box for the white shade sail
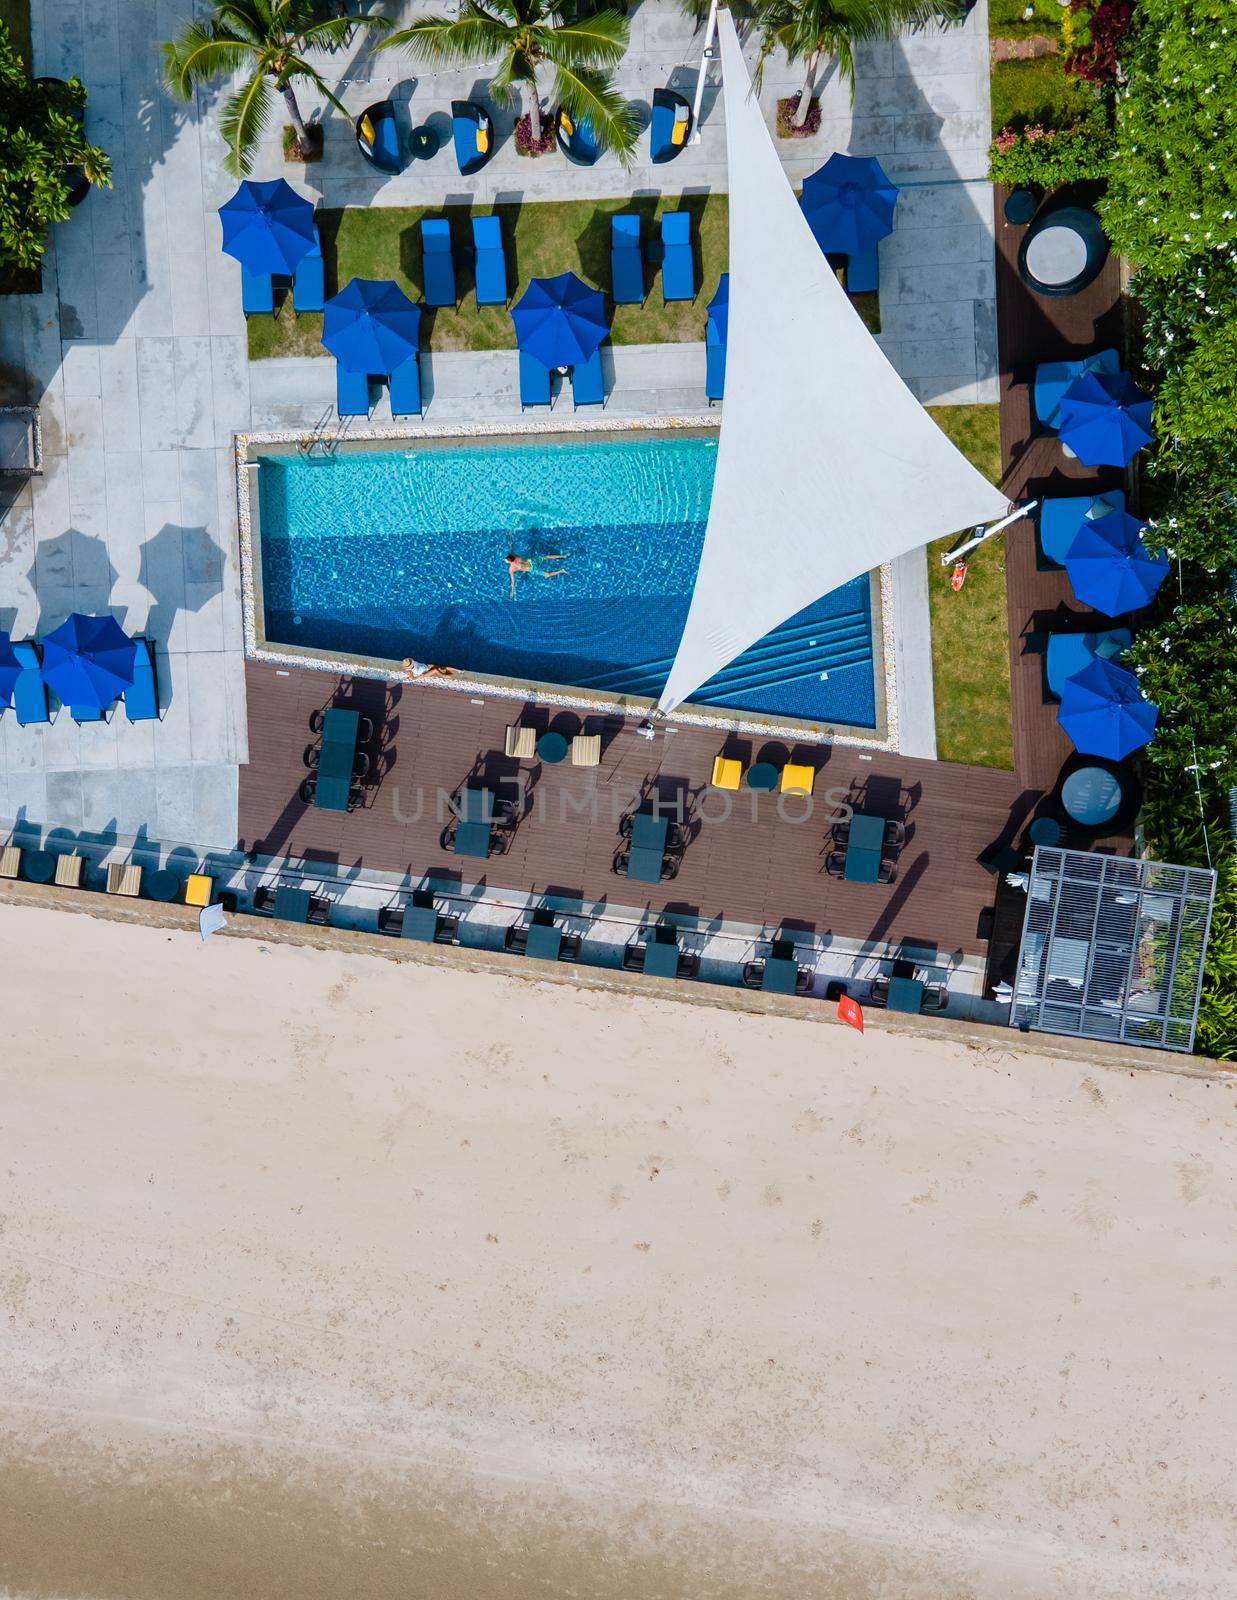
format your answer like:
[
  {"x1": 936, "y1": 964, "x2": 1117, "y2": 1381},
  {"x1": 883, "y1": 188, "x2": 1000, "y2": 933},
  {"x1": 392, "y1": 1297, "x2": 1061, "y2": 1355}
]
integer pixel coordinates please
[{"x1": 658, "y1": 9, "x2": 1009, "y2": 714}]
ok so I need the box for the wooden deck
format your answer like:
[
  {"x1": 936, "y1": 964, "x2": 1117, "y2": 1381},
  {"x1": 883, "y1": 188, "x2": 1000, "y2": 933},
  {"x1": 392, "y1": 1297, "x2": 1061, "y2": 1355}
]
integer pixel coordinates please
[
  {"x1": 238, "y1": 662, "x2": 1030, "y2": 960},
  {"x1": 994, "y1": 182, "x2": 1127, "y2": 799}
]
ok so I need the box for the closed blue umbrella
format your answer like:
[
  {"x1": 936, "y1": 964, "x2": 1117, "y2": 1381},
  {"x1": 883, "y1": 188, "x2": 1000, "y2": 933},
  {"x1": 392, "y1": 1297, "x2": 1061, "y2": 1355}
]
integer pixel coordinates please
[
  {"x1": 0, "y1": 631, "x2": 19, "y2": 709},
  {"x1": 218, "y1": 178, "x2": 317, "y2": 276},
  {"x1": 800, "y1": 153, "x2": 899, "y2": 257},
  {"x1": 1057, "y1": 657, "x2": 1158, "y2": 760},
  {"x1": 322, "y1": 278, "x2": 422, "y2": 374},
  {"x1": 707, "y1": 274, "x2": 729, "y2": 343},
  {"x1": 1057, "y1": 370, "x2": 1154, "y2": 466},
  {"x1": 510, "y1": 272, "x2": 608, "y2": 367},
  {"x1": 40, "y1": 613, "x2": 136, "y2": 709},
  {"x1": 1064, "y1": 510, "x2": 1169, "y2": 615}
]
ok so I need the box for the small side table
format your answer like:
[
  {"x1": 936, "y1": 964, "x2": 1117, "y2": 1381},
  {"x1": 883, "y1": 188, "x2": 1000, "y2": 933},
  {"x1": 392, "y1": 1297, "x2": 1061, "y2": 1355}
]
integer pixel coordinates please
[
  {"x1": 745, "y1": 761, "x2": 778, "y2": 791},
  {"x1": 1003, "y1": 186, "x2": 1039, "y2": 226},
  {"x1": 537, "y1": 730, "x2": 569, "y2": 764},
  {"x1": 23, "y1": 850, "x2": 54, "y2": 883},
  {"x1": 147, "y1": 869, "x2": 179, "y2": 902},
  {"x1": 408, "y1": 125, "x2": 439, "y2": 161},
  {"x1": 1028, "y1": 816, "x2": 1062, "y2": 848}
]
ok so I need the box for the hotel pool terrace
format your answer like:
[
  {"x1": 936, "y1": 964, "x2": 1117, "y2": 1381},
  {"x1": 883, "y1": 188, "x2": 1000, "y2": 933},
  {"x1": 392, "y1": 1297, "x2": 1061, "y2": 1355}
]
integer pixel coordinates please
[{"x1": 239, "y1": 422, "x2": 889, "y2": 739}]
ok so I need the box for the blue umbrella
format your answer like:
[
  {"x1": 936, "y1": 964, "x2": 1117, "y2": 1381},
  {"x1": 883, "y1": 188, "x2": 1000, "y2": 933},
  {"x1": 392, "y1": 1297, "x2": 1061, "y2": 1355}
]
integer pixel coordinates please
[
  {"x1": 218, "y1": 178, "x2": 317, "y2": 276},
  {"x1": 1057, "y1": 370, "x2": 1154, "y2": 466},
  {"x1": 1064, "y1": 510, "x2": 1169, "y2": 615},
  {"x1": 800, "y1": 153, "x2": 899, "y2": 257},
  {"x1": 707, "y1": 274, "x2": 729, "y2": 343},
  {"x1": 0, "y1": 631, "x2": 19, "y2": 709},
  {"x1": 40, "y1": 613, "x2": 136, "y2": 709},
  {"x1": 1057, "y1": 657, "x2": 1158, "y2": 760},
  {"x1": 322, "y1": 279, "x2": 422, "y2": 375},
  {"x1": 510, "y1": 273, "x2": 608, "y2": 367}
]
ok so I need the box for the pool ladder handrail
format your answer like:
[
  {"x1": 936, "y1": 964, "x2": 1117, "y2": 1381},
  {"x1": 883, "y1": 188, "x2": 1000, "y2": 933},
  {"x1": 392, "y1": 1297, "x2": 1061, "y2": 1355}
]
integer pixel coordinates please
[{"x1": 298, "y1": 408, "x2": 350, "y2": 461}]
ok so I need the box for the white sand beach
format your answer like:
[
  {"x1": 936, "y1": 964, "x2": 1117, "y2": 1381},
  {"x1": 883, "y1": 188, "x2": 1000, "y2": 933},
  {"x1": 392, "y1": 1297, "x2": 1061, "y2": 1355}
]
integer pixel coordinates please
[{"x1": 0, "y1": 902, "x2": 1233, "y2": 1599}]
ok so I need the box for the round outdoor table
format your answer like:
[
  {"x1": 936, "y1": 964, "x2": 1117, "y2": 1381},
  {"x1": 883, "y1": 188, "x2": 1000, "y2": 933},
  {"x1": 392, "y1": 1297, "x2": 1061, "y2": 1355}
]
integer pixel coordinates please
[
  {"x1": 1061, "y1": 765, "x2": 1123, "y2": 828},
  {"x1": 745, "y1": 762, "x2": 778, "y2": 791},
  {"x1": 1018, "y1": 206, "x2": 1109, "y2": 298},
  {"x1": 1003, "y1": 187, "x2": 1039, "y2": 226},
  {"x1": 537, "y1": 730, "x2": 569, "y2": 764},
  {"x1": 408, "y1": 125, "x2": 439, "y2": 161},
  {"x1": 146, "y1": 869, "x2": 179, "y2": 902},
  {"x1": 1028, "y1": 816, "x2": 1062, "y2": 848},
  {"x1": 23, "y1": 850, "x2": 54, "y2": 883}
]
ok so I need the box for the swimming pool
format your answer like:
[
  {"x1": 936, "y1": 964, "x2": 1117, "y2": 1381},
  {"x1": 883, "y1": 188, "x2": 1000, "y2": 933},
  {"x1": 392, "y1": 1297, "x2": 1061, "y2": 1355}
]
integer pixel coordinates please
[{"x1": 255, "y1": 431, "x2": 878, "y2": 728}]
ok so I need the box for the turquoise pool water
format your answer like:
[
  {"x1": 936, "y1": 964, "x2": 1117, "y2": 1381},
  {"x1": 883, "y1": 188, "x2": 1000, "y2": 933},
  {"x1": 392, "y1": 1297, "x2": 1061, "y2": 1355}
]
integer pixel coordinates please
[{"x1": 257, "y1": 433, "x2": 876, "y2": 726}]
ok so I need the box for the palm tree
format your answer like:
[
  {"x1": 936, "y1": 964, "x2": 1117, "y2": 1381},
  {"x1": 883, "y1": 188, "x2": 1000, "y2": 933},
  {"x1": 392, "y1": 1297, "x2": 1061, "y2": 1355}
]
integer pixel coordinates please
[
  {"x1": 755, "y1": 0, "x2": 954, "y2": 125},
  {"x1": 163, "y1": 0, "x2": 392, "y2": 178},
  {"x1": 381, "y1": 0, "x2": 637, "y2": 162}
]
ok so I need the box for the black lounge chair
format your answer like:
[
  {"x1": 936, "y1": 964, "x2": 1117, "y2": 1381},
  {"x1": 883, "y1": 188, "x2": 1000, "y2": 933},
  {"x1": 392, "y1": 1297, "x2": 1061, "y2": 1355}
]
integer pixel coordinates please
[
  {"x1": 649, "y1": 86, "x2": 692, "y2": 163},
  {"x1": 451, "y1": 100, "x2": 494, "y2": 174},
  {"x1": 356, "y1": 101, "x2": 404, "y2": 174}
]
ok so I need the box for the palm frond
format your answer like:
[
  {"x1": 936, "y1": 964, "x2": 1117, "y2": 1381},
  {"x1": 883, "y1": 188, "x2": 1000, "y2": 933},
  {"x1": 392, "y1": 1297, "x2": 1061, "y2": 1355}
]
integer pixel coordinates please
[
  {"x1": 162, "y1": 26, "x2": 253, "y2": 99},
  {"x1": 541, "y1": 10, "x2": 630, "y2": 70},
  {"x1": 381, "y1": 13, "x2": 509, "y2": 64},
  {"x1": 488, "y1": 46, "x2": 538, "y2": 103},
  {"x1": 278, "y1": 54, "x2": 350, "y2": 119},
  {"x1": 550, "y1": 62, "x2": 637, "y2": 162},
  {"x1": 218, "y1": 69, "x2": 276, "y2": 177},
  {"x1": 299, "y1": 9, "x2": 392, "y2": 50}
]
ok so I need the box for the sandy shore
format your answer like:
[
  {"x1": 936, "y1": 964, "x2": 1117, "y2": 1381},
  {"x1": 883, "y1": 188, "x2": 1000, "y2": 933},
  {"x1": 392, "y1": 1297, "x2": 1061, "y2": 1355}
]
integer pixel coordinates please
[{"x1": 0, "y1": 902, "x2": 1233, "y2": 1599}]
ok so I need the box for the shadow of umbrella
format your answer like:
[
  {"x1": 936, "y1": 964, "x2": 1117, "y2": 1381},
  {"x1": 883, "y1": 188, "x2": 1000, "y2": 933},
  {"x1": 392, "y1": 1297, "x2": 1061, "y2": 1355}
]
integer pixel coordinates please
[
  {"x1": 137, "y1": 522, "x2": 224, "y2": 655},
  {"x1": 27, "y1": 528, "x2": 119, "y2": 628}
]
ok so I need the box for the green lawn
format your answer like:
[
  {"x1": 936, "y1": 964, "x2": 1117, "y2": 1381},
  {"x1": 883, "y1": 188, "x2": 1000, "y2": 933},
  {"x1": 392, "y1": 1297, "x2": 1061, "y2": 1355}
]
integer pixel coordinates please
[
  {"x1": 987, "y1": 0, "x2": 1061, "y2": 40},
  {"x1": 0, "y1": 0, "x2": 31, "y2": 63},
  {"x1": 989, "y1": 53, "x2": 1101, "y2": 136},
  {"x1": 923, "y1": 405, "x2": 1014, "y2": 770},
  {"x1": 247, "y1": 194, "x2": 880, "y2": 360}
]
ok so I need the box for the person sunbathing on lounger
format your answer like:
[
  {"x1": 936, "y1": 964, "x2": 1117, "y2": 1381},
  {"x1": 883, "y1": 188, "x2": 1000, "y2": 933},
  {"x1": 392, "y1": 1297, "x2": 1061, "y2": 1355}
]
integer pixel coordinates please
[
  {"x1": 403, "y1": 658, "x2": 454, "y2": 681},
  {"x1": 506, "y1": 535, "x2": 568, "y2": 597}
]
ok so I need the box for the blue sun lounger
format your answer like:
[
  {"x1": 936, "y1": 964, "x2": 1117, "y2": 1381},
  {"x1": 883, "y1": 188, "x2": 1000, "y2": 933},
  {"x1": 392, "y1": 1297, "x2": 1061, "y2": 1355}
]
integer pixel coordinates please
[
  {"x1": 845, "y1": 244, "x2": 879, "y2": 295},
  {"x1": 705, "y1": 319, "x2": 725, "y2": 404},
  {"x1": 389, "y1": 355, "x2": 422, "y2": 417},
  {"x1": 557, "y1": 110, "x2": 599, "y2": 166},
  {"x1": 241, "y1": 267, "x2": 274, "y2": 315},
  {"x1": 472, "y1": 215, "x2": 507, "y2": 306},
  {"x1": 292, "y1": 234, "x2": 324, "y2": 312},
  {"x1": 649, "y1": 87, "x2": 692, "y2": 164},
  {"x1": 571, "y1": 348, "x2": 604, "y2": 408},
  {"x1": 660, "y1": 211, "x2": 694, "y2": 303},
  {"x1": 337, "y1": 365, "x2": 370, "y2": 417},
  {"x1": 1038, "y1": 490, "x2": 1127, "y2": 566},
  {"x1": 519, "y1": 350, "x2": 552, "y2": 410},
  {"x1": 1045, "y1": 628, "x2": 1132, "y2": 699},
  {"x1": 124, "y1": 637, "x2": 160, "y2": 721},
  {"x1": 1032, "y1": 347, "x2": 1119, "y2": 430},
  {"x1": 12, "y1": 641, "x2": 49, "y2": 725},
  {"x1": 451, "y1": 101, "x2": 493, "y2": 175},
  {"x1": 610, "y1": 213, "x2": 644, "y2": 305},
  {"x1": 421, "y1": 219, "x2": 457, "y2": 307}
]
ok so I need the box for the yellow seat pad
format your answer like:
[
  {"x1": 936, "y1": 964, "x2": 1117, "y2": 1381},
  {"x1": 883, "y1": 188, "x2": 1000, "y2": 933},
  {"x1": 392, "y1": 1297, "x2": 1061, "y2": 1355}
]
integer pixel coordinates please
[
  {"x1": 711, "y1": 755, "x2": 742, "y2": 790},
  {"x1": 780, "y1": 763, "x2": 815, "y2": 795},
  {"x1": 184, "y1": 873, "x2": 213, "y2": 907}
]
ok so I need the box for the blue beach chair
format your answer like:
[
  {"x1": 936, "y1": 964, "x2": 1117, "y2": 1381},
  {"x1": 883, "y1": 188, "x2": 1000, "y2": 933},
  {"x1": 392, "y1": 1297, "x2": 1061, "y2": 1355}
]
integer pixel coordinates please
[
  {"x1": 705, "y1": 320, "x2": 725, "y2": 404},
  {"x1": 660, "y1": 212, "x2": 695, "y2": 303},
  {"x1": 123, "y1": 638, "x2": 160, "y2": 721},
  {"x1": 610, "y1": 214, "x2": 644, "y2": 306},
  {"x1": 241, "y1": 267, "x2": 274, "y2": 315},
  {"x1": 846, "y1": 244, "x2": 879, "y2": 295},
  {"x1": 571, "y1": 348, "x2": 604, "y2": 408},
  {"x1": 337, "y1": 365, "x2": 370, "y2": 417},
  {"x1": 389, "y1": 355, "x2": 422, "y2": 417},
  {"x1": 1045, "y1": 628, "x2": 1132, "y2": 700},
  {"x1": 557, "y1": 109, "x2": 599, "y2": 166},
  {"x1": 1038, "y1": 490, "x2": 1127, "y2": 567},
  {"x1": 355, "y1": 101, "x2": 403, "y2": 174},
  {"x1": 519, "y1": 350, "x2": 552, "y2": 410},
  {"x1": 1032, "y1": 347, "x2": 1119, "y2": 430},
  {"x1": 292, "y1": 234, "x2": 324, "y2": 312},
  {"x1": 451, "y1": 101, "x2": 493, "y2": 175},
  {"x1": 12, "y1": 641, "x2": 49, "y2": 725},
  {"x1": 472, "y1": 215, "x2": 507, "y2": 306},
  {"x1": 649, "y1": 87, "x2": 692, "y2": 164},
  {"x1": 421, "y1": 219, "x2": 456, "y2": 307}
]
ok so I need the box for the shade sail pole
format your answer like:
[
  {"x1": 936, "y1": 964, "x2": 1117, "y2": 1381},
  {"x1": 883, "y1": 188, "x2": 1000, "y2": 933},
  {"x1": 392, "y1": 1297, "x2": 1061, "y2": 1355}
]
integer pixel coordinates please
[
  {"x1": 656, "y1": 9, "x2": 1010, "y2": 716},
  {"x1": 688, "y1": 0, "x2": 720, "y2": 145}
]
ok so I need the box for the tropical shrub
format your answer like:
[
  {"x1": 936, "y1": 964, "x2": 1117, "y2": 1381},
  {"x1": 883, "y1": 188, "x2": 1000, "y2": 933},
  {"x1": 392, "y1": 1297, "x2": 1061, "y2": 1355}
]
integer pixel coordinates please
[
  {"x1": 1060, "y1": 0, "x2": 1132, "y2": 85},
  {"x1": 1099, "y1": 0, "x2": 1237, "y2": 275},
  {"x1": 0, "y1": 24, "x2": 111, "y2": 273},
  {"x1": 988, "y1": 121, "x2": 1111, "y2": 188}
]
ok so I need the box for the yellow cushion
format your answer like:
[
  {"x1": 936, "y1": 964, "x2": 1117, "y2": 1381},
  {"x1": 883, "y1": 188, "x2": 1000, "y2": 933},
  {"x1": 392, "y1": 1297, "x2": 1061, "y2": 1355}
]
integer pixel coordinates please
[
  {"x1": 671, "y1": 119, "x2": 687, "y2": 146},
  {"x1": 359, "y1": 113, "x2": 375, "y2": 146},
  {"x1": 560, "y1": 112, "x2": 574, "y2": 137},
  {"x1": 184, "y1": 873, "x2": 213, "y2": 907},
  {"x1": 711, "y1": 755, "x2": 742, "y2": 790},
  {"x1": 780, "y1": 763, "x2": 815, "y2": 795},
  {"x1": 475, "y1": 126, "x2": 489, "y2": 153}
]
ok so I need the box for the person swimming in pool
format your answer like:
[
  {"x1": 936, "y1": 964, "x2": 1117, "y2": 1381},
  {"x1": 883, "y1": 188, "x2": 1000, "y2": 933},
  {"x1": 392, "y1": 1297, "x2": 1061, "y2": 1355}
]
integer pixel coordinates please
[{"x1": 506, "y1": 534, "x2": 568, "y2": 598}]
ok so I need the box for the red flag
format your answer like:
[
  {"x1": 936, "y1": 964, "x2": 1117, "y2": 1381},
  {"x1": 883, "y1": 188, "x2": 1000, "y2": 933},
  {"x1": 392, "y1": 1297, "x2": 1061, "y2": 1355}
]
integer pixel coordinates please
[{"x1": 838, "y1": 994, "x2": 864, "y2": 1033}]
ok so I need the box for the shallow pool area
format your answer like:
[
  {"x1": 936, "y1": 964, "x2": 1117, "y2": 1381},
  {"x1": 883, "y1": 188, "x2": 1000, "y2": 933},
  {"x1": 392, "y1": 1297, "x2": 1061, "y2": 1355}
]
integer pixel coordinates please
[{"x1": 255, "y1": 431, "x2": 877, "y2": 727}]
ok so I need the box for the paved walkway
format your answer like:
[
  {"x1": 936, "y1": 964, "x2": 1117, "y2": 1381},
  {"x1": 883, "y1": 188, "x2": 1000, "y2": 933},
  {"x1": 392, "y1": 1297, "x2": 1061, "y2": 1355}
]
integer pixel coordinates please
[{"x1": 0, "y1": 0, "x2": 995, "y2": 849}]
